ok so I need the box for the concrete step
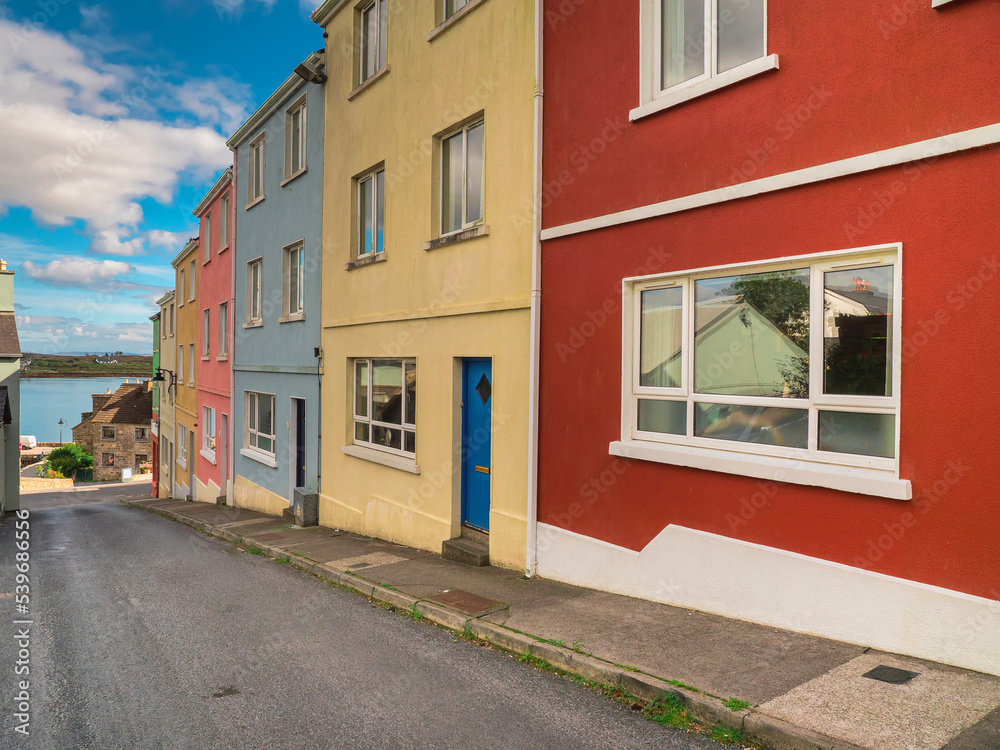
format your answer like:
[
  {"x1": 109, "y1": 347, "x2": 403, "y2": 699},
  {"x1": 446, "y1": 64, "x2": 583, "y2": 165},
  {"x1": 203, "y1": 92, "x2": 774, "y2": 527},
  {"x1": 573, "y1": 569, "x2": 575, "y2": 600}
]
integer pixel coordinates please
[
  {"x1": 282, "y1": 507, "x2": 295, "y2": 524},
  {"x1": 442, "y1": 535, "x2": 490, "y2": 567}
]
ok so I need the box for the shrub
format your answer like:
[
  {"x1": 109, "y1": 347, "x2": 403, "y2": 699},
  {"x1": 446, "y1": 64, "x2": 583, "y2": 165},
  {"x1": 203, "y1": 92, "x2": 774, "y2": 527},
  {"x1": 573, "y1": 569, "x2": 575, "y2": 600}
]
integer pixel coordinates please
[{"x1": 45, "y1": 444, "x2": 94, "y2": 477}]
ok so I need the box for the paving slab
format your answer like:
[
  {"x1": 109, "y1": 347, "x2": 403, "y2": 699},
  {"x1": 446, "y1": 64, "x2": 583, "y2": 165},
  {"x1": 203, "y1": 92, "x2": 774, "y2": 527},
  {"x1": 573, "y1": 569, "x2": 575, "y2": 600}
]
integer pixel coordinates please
[
  {"x1": 280, "y1": 533, "x2": 432, "y2": 565},
  {"x1": 943, "y1": 704, "x2": 1000, "y2": 750},
  {"x1": 759, "y1": 651, "x2": 1000, "y2": 750}
]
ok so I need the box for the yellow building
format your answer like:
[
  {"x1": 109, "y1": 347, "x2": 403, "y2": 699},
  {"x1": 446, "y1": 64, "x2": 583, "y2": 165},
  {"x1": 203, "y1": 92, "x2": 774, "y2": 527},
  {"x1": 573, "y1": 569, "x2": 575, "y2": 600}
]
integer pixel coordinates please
[
  {"x1": 171, "y1": 238, "x2": 200, "y2": 500},
  {"x1": 312, "y1": 0, "x2": 538, "y2": 569}
]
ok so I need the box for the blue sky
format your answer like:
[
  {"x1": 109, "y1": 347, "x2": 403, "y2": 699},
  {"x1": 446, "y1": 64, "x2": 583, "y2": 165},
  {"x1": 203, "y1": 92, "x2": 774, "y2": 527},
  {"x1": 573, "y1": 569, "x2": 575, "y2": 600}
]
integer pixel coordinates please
[{"x1": 0, "y1": 0, "x2": 322, "y2": 353}]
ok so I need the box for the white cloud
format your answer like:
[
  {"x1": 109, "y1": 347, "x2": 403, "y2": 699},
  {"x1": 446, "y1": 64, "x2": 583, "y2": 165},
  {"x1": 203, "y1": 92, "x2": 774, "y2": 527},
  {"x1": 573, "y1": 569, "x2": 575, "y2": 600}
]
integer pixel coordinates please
[
  {"x1": 79, "y1": 4, "x2": 112, "y2": 32},
  {"x1": 211, "y1": 0, "x2": 277, "y2": 20},
  {"x1": 300, "y1": 0, "x2": 320, "y2": 15},
  {"x1": 145, "y1": 229, "x2": 191, "y2": 253},
  {"x1": 21, "y1": 258, "x2": 132, "y2": 288},
  {"x1": 0, "y1": 18, "x2": 238, "y2": 256}
]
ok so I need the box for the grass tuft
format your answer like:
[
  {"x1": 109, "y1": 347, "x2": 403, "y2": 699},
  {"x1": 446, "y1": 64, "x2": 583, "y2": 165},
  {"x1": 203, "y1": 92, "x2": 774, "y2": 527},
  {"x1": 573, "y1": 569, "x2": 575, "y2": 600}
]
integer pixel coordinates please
[
  {"x1": 723, "y1": 696, "x2": 750, "y2": 713},
  {"x1": 643, "y1": 693, "x2": 695, "y2": 729}
]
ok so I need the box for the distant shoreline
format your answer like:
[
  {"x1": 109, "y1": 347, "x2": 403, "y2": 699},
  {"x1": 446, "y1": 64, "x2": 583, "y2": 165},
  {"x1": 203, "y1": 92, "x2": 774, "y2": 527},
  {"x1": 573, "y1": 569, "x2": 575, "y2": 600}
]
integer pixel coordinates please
[{"x1": 21, "y1": 373, "x2": 151, "y2": 380}]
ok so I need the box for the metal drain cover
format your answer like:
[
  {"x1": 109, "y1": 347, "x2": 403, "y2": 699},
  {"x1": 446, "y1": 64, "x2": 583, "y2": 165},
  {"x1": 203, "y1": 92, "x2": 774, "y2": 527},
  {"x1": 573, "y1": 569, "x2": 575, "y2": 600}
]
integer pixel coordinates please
[
  {"x1": 428, "y1": 589, "x2": 505, "y2": 616},
  {"x1": 863, "y1": 665, "x2": 919, "y2": 684}
]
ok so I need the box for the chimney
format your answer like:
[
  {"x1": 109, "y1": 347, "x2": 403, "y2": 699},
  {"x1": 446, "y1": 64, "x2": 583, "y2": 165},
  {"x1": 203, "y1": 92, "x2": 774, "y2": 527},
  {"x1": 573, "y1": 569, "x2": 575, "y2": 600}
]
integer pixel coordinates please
[{"x1": 0, "y1": 258, "x2": 14, "y2": 314}]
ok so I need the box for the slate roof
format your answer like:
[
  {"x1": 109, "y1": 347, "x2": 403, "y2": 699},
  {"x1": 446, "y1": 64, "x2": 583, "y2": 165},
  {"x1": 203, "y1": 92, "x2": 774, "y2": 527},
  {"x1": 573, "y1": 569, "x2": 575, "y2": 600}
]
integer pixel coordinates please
[
  {"x1": 91, "y1": 382, "x2": 153, "y2": 425},
  {"x1": 0, "y1": 312, "x2": 21, "y2": 357}
]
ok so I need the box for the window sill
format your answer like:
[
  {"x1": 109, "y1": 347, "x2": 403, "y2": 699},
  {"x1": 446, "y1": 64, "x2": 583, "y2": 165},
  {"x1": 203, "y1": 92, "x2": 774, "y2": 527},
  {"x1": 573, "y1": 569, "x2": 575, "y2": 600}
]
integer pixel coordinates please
[
  {"x1": 241, "y1": 447, "x2": 277, "y2": 468},
  {"x1": 278, "y1": 313, "x2": 306, "y2": 324},
  {"x1": 281, "y1": 168, "x2": 308, "y2": 187},
  {"x1": 342, "y1": 444, "x2": 420, "y2": 474},
  {"x1": 345, "y1": 252, "x2": 387, "y2": 271},
  {"x1": 630, "y1": 54, "x2": 779, "y2": 122},
  {"x1": 348, "y1": 65, "x2": 390, "y2": 102},
  {"x1": 200, "y1": 449, "x2": 217, "y2": 465},
  {"x1": 245, "y1": 195, "x2": 265, "y2": 211},
  {"x1": 424, "y1": 223, "x2": 489, "y2": 251},
  {"x1": 201, "y1": 355, "x2": 211, "y2": 361},
  {"x1": 609, "y1": 439, "x2": 911, "y2": 500},
  {"x1": 216, "y1": 355, "x2": 228, "y2": 361},
  {"x1": 202, "y1": 257, "x2": 211, "y2": 266},
  {"x1": 177, "y1": 458, "x2": 187, "y2": 471},
  {"x1": 243, "y1": 320, "x2": 263, "y2": 329},
  {"x1": 427, "y1": 0, "x2": 490, "y2": 42},
  {"x1": 219, "y1": 244, "x2": 230, "y2": 254}
]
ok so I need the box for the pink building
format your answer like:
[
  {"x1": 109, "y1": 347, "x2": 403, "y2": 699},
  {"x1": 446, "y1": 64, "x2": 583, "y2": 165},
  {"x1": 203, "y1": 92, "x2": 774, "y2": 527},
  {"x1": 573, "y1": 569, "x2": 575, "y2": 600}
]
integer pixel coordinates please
[{"x1": 193, "y1": 168, "x2": 234, "y2": 503}]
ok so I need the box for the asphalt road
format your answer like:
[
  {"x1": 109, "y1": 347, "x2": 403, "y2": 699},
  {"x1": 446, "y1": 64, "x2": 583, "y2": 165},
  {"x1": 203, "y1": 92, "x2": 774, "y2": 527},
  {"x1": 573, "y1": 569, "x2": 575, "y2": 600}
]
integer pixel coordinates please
[{"x1": 0, "y1": 498, "x2": 721, "y2": 750}]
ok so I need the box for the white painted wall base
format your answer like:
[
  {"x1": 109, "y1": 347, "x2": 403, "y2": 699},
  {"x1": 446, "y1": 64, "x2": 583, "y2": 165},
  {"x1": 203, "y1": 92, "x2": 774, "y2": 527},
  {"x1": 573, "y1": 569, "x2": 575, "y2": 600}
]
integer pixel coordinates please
[{"x1": 536, "y1": 523, "x2": 1000, "y2": 676}]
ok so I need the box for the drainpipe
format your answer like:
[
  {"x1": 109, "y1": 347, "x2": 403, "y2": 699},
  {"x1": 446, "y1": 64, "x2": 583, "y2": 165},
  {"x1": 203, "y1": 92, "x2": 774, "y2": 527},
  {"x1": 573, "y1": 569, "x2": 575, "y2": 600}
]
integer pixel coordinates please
[
  {"x1": 525, "y1": 0, "x2": 544, "y2": 578},
  {"x1": 229, "y1": 156, "x2": 238, "y2": 505}
]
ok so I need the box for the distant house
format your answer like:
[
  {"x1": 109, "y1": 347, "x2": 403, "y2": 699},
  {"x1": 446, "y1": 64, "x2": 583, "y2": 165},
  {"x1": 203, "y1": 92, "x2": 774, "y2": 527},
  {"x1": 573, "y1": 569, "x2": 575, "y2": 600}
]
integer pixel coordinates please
[
  {"x1": 0, "y1": 259, "x2": 20, "y2": 512},
  {"x1": 72, "y1": 381, "x2": 153, "y2": 482},
  {"x1": 95, "y1": 357, "x2": 119, "y2": 365}
]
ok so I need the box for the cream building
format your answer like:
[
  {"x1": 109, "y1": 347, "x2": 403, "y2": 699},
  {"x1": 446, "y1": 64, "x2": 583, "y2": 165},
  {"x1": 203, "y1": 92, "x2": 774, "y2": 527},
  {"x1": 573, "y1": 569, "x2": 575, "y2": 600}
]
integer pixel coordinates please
[
  {"x1": 156, "y1": 289, "x2": 176, "y2": 498},
  {"x1": 312, "y1": 0, "x2": 539, "y2": 569}
]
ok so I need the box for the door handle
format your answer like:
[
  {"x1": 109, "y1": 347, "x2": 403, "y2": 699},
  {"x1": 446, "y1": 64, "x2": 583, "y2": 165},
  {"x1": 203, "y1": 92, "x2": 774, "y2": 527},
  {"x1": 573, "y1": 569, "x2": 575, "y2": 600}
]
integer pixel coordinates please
[{"x1": 475, "y1": 465, "x2": 490, "y2": 474}]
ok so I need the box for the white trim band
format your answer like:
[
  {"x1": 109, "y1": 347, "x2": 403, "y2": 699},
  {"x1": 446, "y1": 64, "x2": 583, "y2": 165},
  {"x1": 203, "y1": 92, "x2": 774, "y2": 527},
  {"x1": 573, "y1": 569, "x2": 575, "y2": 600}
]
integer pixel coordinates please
[{"x1": 540, "y1": 123, "x2": 1000, "y2": 241}]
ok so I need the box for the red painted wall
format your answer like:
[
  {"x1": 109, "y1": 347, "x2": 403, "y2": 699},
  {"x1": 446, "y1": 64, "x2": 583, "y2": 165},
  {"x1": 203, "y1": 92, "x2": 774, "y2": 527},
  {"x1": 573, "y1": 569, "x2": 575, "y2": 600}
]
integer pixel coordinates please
[
  {"x1": 195, "y1": 178, "x2": 233, "y2": 493},
  {"x1": 539, "y1": 0, "x2": 1000, "y2": 600}
]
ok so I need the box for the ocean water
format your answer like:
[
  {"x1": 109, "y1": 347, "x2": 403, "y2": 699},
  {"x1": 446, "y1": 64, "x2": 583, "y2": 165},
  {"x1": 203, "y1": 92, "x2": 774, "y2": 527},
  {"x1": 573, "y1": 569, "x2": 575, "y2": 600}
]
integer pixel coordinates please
[{"x1": 18, "y1": 378, "x2": 134, "y2": 443}]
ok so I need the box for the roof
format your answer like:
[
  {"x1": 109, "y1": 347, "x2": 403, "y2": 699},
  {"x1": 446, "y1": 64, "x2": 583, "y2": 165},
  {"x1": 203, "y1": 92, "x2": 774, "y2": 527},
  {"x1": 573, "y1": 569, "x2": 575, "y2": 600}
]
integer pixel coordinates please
[
  {"x1": 170, "y1": 238, "x2": 199, "y2": 268},
  {"x1": 155, "y1": 289, "x2": 175, "y2": 306},
  {"x1": 91, "y1": 382, "x2": 153, "y2": 426},
  {"x1": 312, "y1": 0, "x2": 348, "y2": 26},
  {"x1": 0, "y1": 386, "x2": 10, "y2": 425},
  {"x1": 827, "y1": 286, "x2": 891, "y2": 315},
  {"x1": 0, "y1": 312, "x2": 21, "y2": 358},
  {"x1": 193, "y1": 168, "x2": 233, "y2": 217}
]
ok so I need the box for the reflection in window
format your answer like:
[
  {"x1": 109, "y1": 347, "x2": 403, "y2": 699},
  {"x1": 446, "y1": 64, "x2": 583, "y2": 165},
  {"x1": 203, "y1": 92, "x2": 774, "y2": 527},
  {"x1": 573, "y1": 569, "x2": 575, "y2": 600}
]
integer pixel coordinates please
[
  {"x1": 819, "y1": 411, "x2": 895, "y2": 458},
  {"x1": 823, "y1": 265, "x2": 893, "y2": 397},
  {"x1": 695, "y1": 403, "x2": 807, "y2": 448},
  {"x1": 694, "y1": 269, "x2": 809, "y2": 397},
  {"x1": 638, "y1": 399, "x2": 686, "y2": 435},
  {"x1": 640, "y1": 287, "x2": 682, "y2": 388},
  {"x1": 354, "y1": 358, "x2": 416, "y2": 456}
]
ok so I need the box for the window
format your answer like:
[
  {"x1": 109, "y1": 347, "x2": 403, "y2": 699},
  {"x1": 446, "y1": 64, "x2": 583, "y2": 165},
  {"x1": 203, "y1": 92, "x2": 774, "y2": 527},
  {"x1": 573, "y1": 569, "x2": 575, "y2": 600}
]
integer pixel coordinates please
[
  {"x1": 445, "y1": 0, "x2": 470, "y2": 20},
  {"x1": 248, "y1": 135, "x2": 265, "y2": 204},
  {"x1": 102, "y1": 452, "x2": 115, "y2": 467},
  {"x1": 161, "y1": 437, "x2": 170, "y2": 468},
  {"x1": 169, "y1": 304, "x2": 175, "y2": 336},
  {"x1": 285, "y1": 98, "x2": 307, "y2": 178},
  {"x1": 101, "y1": 425, "x2": 116, "y2": 441},
  {"x1": 189, "y1": 260, "x2": 196, "y2": 301},
  {"x1": 178, "y1": 270, "x2": 185, "y2": 306},
  {"x1": 440, "y1": 120, "x2": 484, "y2": 236},
  {"x1": 188, "y1": 343, "x2": 195, "y2": 383},
  {"x1": 202, "y1": 406, "x2": 217, "y2": 457},
  {"x1": 621, "y1": 248, "x2": 901, "y2": 490},
  {"x1": 202, "y1": 309, "x2": 211, "y2": 357},
  {"x1": 204, "y1": 212, "x2": 212, "y2": 261},
  {"x1": 246, "y1": 391, "x2": 276, "y2": 456},
  {"x1": 283, "y1": 242, "x2": 305, "y2": 318},
  {"x1": 178, "y1": 345, "x2": 184, "y2": 388},
  {"x1": 220, "y1": 195, "x2": 229, "y2": 248},
  {"x1": 219, "y1": 301, "x2": 229, "y2": 357},
  {"x1": 134, "y1": 427, "x2": 149, "y2": 442},
  {"x1": 134, "y1": 454, "x2": 148, "y2": 467},
  {"x1": 353, "y1": 359, "x2": 416, "y2": 457},
  {"x1": 357, "y1": 168, "x2": 385, "y2": 258},
  {"x1": 359, "y1": 0, "x2": 388, "y2": 84},
  {"x1": 178, "y1": 425, "x2": 188, "y2": 467},
  {"x1": 247, "y1": 259, "x2": 262, "y2": 324}
]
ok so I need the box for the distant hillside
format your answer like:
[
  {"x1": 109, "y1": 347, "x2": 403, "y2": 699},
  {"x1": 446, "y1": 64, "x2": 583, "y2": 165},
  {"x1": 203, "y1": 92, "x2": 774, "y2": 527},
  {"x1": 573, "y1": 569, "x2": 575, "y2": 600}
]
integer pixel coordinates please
[{"x1": 20, "y1": 353, "x2": 154, "y2": 379}]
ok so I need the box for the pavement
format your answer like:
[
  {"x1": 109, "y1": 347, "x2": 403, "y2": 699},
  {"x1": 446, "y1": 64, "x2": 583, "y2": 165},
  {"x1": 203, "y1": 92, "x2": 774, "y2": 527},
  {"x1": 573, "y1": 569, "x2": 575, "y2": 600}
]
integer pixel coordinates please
[
  {"x1": 0, "y1": 500, "x2": 717, "y2": 750},
  {"x1": 124, "y1": 497, "x2": 1000, "y2": 750}
]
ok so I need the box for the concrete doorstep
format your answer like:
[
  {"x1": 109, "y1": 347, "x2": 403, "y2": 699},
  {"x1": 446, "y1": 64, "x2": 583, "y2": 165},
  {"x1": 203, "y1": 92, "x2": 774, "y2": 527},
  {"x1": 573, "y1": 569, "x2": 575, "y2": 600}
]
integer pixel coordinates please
[{"x1": 122, "y1": 497, "x2": 1000, "y2": 750}]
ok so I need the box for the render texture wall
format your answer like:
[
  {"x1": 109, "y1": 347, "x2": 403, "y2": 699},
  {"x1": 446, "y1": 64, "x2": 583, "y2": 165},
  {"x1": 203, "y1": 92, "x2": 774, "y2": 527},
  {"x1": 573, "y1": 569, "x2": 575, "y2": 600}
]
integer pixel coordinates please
[
  {"x1": 173, "y1": 244, "x2": 199, "y2": 500},
  {"x1": 231, "y1": 77, "x2": 324, "y2": 511},
  {"x1": 157, "y1": 293, "x2": 176, "y2": 498},
  {"x1": 316, "y1": 0, "x2": 536, "y2": 568}
]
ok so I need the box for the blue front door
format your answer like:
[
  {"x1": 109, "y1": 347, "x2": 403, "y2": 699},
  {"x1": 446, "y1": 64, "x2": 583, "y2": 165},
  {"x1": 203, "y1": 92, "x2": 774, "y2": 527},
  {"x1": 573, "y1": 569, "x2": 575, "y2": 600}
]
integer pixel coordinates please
[{"x1": 462, "y1": 359, "x2": 492, "y2": 531}]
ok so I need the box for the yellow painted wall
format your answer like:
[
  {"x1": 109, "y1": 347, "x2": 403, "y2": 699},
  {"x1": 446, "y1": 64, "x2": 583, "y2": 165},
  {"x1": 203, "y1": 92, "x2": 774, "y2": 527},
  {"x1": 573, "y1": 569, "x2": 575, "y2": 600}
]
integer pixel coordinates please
[
  {"x1": 234, "y1": 474, "x2": 288, "y2": 517},
  {"x1": 317, "y1": 0, "x2": 536, "y2": 569},
  {"x1": 173, "y1": 244, "x2": 199, "y2": 498},
  {"x1": 158, "y1": 296, "x2": 176, "y2": 498}
]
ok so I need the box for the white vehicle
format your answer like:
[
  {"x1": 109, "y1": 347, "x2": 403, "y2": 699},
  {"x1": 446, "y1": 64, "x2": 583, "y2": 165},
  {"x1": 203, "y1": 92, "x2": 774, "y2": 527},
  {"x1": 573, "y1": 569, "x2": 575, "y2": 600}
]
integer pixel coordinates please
[{"x1": 19, "y1": 436, "x2": 37, "y2": 450}]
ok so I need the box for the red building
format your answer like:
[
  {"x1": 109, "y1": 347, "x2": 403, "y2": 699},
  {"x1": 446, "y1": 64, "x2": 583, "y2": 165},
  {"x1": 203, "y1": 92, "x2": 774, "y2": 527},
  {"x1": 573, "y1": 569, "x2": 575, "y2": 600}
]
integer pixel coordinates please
[
  {"x1": 193, "y1": 169, "x2": 234, "y2": 504},
  {"x1": 537, "y1": 0, "x2": 1000, "y2": 676}
]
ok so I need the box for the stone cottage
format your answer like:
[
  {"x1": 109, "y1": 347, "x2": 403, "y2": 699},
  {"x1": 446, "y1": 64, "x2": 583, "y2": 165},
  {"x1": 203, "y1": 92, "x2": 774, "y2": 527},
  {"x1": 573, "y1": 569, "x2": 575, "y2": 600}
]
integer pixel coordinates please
[{"x1": 73, "y1": 380, "x2": 153, "y2": 481}]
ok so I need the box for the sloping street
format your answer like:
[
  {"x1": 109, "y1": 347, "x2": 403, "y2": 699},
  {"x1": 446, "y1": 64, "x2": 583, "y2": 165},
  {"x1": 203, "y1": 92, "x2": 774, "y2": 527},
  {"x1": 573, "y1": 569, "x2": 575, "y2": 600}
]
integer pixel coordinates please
[{"x1": 0, "y1": 496, "x2": 717, "y2": 750}]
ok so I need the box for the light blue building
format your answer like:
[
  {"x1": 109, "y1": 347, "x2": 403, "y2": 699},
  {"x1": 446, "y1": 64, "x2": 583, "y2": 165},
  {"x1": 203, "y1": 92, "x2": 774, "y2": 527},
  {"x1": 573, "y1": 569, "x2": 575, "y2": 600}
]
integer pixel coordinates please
[{"x1": 227, "y1": 51, "x2": 325, "y2": 515}]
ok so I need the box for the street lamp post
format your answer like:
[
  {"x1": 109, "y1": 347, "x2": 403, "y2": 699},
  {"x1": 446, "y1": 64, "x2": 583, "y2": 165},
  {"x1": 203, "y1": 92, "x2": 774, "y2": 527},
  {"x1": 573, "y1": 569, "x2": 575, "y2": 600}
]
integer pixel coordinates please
[{"x1": 57, "y1": 418, "x2": 67, "y2": 445}]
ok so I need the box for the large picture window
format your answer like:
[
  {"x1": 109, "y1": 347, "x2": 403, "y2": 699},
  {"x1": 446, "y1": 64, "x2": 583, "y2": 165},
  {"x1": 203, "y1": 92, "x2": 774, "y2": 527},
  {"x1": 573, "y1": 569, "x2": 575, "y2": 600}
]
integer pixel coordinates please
[
  {"x1": 353, "y1": 358, "x2": 416, "y2": 457},
  {"x1": 246, "y1": 391, "x2": 276, "y2": 456},
  {"x1": 622, "y1": 247, "x2": 902, "y2": 495}
]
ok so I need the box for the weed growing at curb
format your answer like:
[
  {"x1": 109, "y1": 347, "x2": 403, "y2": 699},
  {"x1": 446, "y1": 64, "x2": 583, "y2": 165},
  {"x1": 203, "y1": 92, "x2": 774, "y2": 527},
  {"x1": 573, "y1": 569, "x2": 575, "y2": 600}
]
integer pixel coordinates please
[
  {"x1": 644, "y1": 693, "x2": 696, "y2": 729},
  {"x1": 275, "y1": 557, "x2": 291, "y2": 564},
  {"x1": 711, "y1": 724, "x2": 747, "y2": 745},
  {"x1": 724, "y1": 697, "x2": 750, "y2": 712},
  {"x1": 406, "y1": 603, "x2": 424, "y2": 621},
  {"x1": 667, "y1": 678, "x2": 699, "y2": 692},
  {"x1": 245, "y1": 545, "x2": 264, "y2": 556},
  {"x1": 545, "y1": 638, "x2": 566, "y2": 648}
]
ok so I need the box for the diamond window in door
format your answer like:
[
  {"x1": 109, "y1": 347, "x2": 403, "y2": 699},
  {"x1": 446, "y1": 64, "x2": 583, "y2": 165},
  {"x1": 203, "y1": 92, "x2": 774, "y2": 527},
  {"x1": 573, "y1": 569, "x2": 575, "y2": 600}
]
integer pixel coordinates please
[{"x1": 475, "y1": 373, "x2": 492, "y2": 405}]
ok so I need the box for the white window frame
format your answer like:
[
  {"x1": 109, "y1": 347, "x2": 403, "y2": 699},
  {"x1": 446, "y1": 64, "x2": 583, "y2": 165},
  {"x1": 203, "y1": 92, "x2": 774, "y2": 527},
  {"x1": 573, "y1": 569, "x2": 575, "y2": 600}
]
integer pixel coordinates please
[
  {"x1": 282, "y1": 241, "x2": 305, "y2": 320},
  {"x1": 284, "y1": 96, "x2": 307, "y2": 181},
  {"x1": 101, "y1": 425, "x2": 116, "y2": 441},
  {"x1": 358, "y1": 0, "x2": 388, "y2": 85},
  {"x1": 178, "y1": 424, "x2": 188, "y2": 469},
  {"x1": 188, "y1": 343, "x2": 195, "y2": 384},
  {"x1": 178, "y1": 270, "x2": 185, "y2": 307},
  {"x1": 178, "y1": 345, "x2": 184, "y2": 389},
  {"x1": 201, "y1": 405, "x2": 217, "y2": 462},
  {"x1": 219, "y1": 194, "x2": 230, "y2": 249},
  {"x1": 189, "y1": 260, "x2": 196, "y2": 302},
  {"x1": 244, "y1": 391, "x2": 276, "y2": 459},
  {"x1": 635, "y1": 0, "x2": 778, "y2": 120},
  {"x1": 444, "y1": 0, "x2": 470, "y2": 21},
  {"x1": 169, "y1": 304, "x2": 175, "y2": 336},
  {"x1": 248, "y1": 134, "x2": 266, "y2": 206},
  {"x1": 353, "y1": 358, "x2": 416, "y2": 458},
  {"x1": 218, "y1": 301, "x2": 229, "y2": 358},
  {"x1": 247, "y1": 259, "x2": 263, "y2": 325},
  {"x1": 616, "y1": 244, "x2": 910, "y2": 500},
  {"x1": 202, "y1": 308, "x2": 211, "y2": 358},
  {"x1": 203, "y1": 211, "x2": 212, "y2": 262},
  {"x1": 439, "y1": 119, "x2": 485, "y2": 237},
  {"x1": 356, "y1": 167, "x2": 385, "y2": 259}
]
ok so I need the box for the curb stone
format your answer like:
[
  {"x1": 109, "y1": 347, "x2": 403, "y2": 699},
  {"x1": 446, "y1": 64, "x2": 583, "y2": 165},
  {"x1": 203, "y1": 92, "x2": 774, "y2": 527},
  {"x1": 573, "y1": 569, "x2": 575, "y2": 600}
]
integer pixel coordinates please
[{"x1": 121, "y1": 499, "x2": 861, "y2": 750}]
